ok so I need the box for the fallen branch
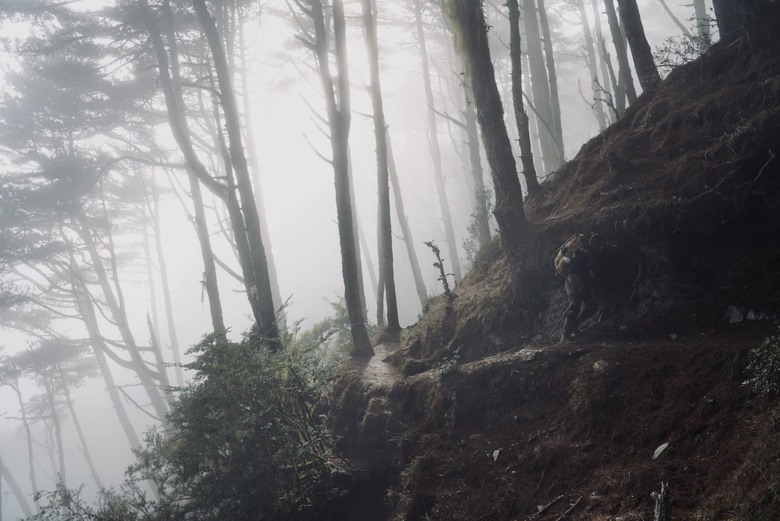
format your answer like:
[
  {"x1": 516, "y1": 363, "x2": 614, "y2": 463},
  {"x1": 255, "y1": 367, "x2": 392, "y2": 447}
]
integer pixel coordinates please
[
  {"x1": 554, "y1": 496, "x2": 582, "y2": 521},
  {"x1": 531, "y1": 494, "x2": 564, "y2": 518}
]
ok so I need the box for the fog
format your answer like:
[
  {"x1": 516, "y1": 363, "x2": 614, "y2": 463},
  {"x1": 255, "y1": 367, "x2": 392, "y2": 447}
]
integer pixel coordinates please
[{"x1": 0, "y1": 1, "x2": 713, "y2": 518}]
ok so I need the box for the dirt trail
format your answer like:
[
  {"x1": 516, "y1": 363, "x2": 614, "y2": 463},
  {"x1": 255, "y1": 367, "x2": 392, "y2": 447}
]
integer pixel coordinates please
[{"x1": 357, "y1": 342, "x2": 402, "y2": 389}]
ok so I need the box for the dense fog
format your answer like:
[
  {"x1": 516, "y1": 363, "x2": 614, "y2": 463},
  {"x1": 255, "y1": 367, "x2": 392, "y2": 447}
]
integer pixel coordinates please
[{"x1": 0, "y1": 1, "x2": 714, "y2": 518}]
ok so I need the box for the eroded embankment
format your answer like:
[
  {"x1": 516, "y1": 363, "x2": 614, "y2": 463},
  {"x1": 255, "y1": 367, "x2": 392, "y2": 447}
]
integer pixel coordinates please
[{"x1": 328, "y1": 323, "x2": 780, "y2": 521}]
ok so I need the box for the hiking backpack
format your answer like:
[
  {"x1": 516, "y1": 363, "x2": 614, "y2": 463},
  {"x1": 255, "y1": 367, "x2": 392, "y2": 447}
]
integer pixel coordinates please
[{"x1": 553, "y1": 234, "x2": 585, "y2": 277}]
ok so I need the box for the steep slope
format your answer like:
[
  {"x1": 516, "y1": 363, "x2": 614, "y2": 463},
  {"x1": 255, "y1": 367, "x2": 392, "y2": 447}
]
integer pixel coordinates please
[{"x1": 322, "y1": 33, "x2": 780, "y2": 521}]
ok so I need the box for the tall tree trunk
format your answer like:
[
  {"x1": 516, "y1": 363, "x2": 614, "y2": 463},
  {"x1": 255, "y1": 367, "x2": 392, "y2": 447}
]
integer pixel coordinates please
[
  {"x1": 523, "y1": 0, "x2": 558, "y2": 174},
  {"x1": 693, "y1": 0, "x2": 710, "y2": 50},
  {"x1": 58, "y1": 369, "x2": 103, "y2": 490},
  {"x1": 37, "y1": 367, "x2": 67, "y2": 488},
  {"x1": 413, "y1": 0, "x2": 463, "y2": 284},
  {"x1": 69, "y1": 258, "x2": 141, "y2": 449},
  {"x1": 592, "y1": 0, "x2": 617, "y2": 121},
  {"x1": 8, "y1": 376, "x2": 40, "y2": 509},
  {"x1": 617, "y1": 0, "x2": 660, "y2": 91},
  {"x1": 192, "y1": 0, "x2": 280, "y2": 348},
  {"x1": 0, "y1": 455, "x2": 33, "y2": 518},
  {"x1": 237, "y1": 8, "x2": 286, "y2": 327},
  {"x1": 576, "y1": 0, "x2": 608, "y2": 129},
  {"x1": 347, "y1": 150, "x2": 368, "y2": 317},
  {"x1": 139, "y1": 0, "x2": 276, "y2": 345},
  {"x1": 462, "y1": 85, "x2": 493, "y2": 243},
  {"x1": 387, "y1": 135, "x2": 428, "y2": 307},
  {"x1": 151, "y1": 180, "x2": 185, "y2": 385},
  {"x1": 447, "y1": 0, "x2": 528, "y2": 294},
  {"x1": 74, "y1": 217, "x2": 170, "y2": 419},
  {"x1": 537, "y1": 0, "x2": 565, "y2": 164},
  {"x1": 508, "y1": 0, "x2": 540, "y2": 195},
  {"x1": 309, "y1": 0, "x2": 373, "y2": 356},
  {"x1": 361, "y1": 0, "x2": 400, "y2": 333},
  {"x1": 604, "y1": 0, "x2": 637, "y2": 107}
]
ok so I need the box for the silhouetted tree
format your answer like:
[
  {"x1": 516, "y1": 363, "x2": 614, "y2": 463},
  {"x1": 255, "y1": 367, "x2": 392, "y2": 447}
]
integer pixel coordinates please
[{"x1": 617, "y1": 0, "x2": 660, "y2": 91}]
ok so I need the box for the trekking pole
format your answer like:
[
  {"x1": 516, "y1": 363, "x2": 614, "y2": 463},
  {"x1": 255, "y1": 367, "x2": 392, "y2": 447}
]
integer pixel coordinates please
[
  {"x1": 548, "y1": 299, "x2": 576, "y2": 340},
  {"x1": 547, "y1": 286, "x2": 585, "y2": 341}
]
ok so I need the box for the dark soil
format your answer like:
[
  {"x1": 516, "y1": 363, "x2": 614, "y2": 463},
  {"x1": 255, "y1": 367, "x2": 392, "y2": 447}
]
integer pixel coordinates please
[{"x1": 320, "y1": 29, "x2": 780, "y2": 521}]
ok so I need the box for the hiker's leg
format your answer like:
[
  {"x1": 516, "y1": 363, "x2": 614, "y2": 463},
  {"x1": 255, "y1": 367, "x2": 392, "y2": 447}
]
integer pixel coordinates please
[
  {"x1": 577, "y1": 285, "x2": 598, "y2": 325},
  {"x1": 563, "y1": 275, "x2": 583, "y2": 338}
]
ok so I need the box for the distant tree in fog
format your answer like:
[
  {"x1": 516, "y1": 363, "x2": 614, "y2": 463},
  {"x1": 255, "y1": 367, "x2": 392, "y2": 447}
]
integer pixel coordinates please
[{"x1": 360, "y1": 0, "x2": 401, "y2": 336}]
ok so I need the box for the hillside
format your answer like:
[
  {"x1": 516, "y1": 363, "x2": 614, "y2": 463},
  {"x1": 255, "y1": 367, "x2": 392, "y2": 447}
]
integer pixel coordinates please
[{"x1": 321, "y1": 31, "x2": 780, "y2": 521}]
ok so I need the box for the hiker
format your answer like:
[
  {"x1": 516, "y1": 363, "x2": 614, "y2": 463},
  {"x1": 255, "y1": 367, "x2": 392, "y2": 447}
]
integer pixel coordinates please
[{"x1": 554, "y1": 233, "x2": 606, "y2": 342}]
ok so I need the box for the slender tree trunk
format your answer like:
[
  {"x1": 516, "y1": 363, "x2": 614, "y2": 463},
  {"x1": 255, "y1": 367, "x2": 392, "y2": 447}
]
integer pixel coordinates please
[
  {"x1": 604, "y1": 0, "x2": 637, "y2": 106},
  {"x1": 523, "y1": 0, "x2": 558, "y2": 174},
  {"x1": 37, "y1": 368, "x2": 67, "y2": 488},
  {"x1": 74, "y1": 217, "x2": 170, "y2": 419},
  {"x1": 592, "y1": 0, "x2": 616, "y2": 122},
  {"x1": 508, "y1": 0, "x2": 540, "y2": 195},
  {"x1": 462, "y1": 84, "x2": 493, "y2": 242},
  {"x1": 693, "y1": 0, "x2": 710, "y2": 50},
  {"x1": 346, "y1": 150, "x2": 368, "y2": 317},
  {"x1": 68, "y1": 258, "x2": 143, "y2": 449},
  {"x1": 523, "y1": 52, "x2": 545, "y2": 176},
  {"x1": 577, "y1": 0, "x2": 608, "y2": 129},
  {"x1": 58, "y1": 369, "x2": 103, "y2": 490},
  {"x1": 413, "y1": 0, "x2": 463, "y2": 284},
  {"x1": 387, "y1": 135, "x2": 428, "y2": 306},
  {"x1": 537, "y1": 0, "x2": 565, "y2": 163},
  {"x1": 8, "y1": 378, "x2": 39, "y2": 509},
  {"x1": 139, "y1": 0, "x2": 275, "y2": 345},
  {"x1": 0, "y1": 455, "x2": 33, "y2": 518},
  {"x1": 310, "y1": 0, "x2": 373, "y2": 356},
  {"x1": 237, "y1": 9, "x2": 286, "y2": 326},
  {"x1": 192, "y1": 0, "x2": 280, "y2": 348},
  {"x1": 617, "y1": 0, "x2": 660, "y2": 91},
  {"x1": 447, "y1": 0, "x2": 527, "y2": 294},
  {"x1": 362, "y1": 0, "x2": 400, "y2": 333},
  {"x1": 151, "y1": 180, "x2": 185, "y2": 385}
]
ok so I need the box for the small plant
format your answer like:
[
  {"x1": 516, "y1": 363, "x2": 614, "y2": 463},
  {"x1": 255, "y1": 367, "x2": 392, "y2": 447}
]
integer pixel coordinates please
[
  {"x1": 654, "y1": 31, "x2": 712, "y2": 75},
  {"x1": 424, "y1": 240, "x2": 454, "y2": 300},
  {"x1": 745, "y1": 335, "x2": 780, "y2": 395}
]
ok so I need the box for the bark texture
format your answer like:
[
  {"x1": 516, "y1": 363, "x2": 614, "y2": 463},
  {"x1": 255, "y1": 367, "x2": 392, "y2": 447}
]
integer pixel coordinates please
[{"x1": 617, "y1": 0, "x2": 660, "y2": 92}]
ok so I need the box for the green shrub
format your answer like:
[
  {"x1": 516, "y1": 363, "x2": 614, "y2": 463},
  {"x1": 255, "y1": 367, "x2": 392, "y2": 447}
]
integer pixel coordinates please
[{"x1": 745, "y1": 336, "x2": 780, "y2": 396}]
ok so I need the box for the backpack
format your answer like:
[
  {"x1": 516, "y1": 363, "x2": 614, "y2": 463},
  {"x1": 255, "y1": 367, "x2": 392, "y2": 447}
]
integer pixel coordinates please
[{"x1": 553, "y1": 234, "x2": 585, "y2": 277}]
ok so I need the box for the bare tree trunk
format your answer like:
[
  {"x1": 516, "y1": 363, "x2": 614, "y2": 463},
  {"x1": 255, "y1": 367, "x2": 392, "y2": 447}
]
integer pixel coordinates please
[
  {"x1": 307, "y1": 0, "x2": 373, "y2": 356},
  {"x1": 604, "y1": 0, "x2": 637, "y2": 107},
  {"x1": 617, "y1": 0, "x2": 660, "y2": 91},
  {"x1": 362, "y1": 0, "x2": 400, "y2": 333},
  {"x1": 523, "y1": 0, "x2": 559, "y2": 174},
  {"x1": 576, "y1": 0, "x2": 608, "y2": 130},
  {"x1": 6, "y1": 375, "x2": 40, "y2": 509},
  {"x1": 413, "y1": 0, "x2": 463, "y2": 284},
  {"x1": 58, "y1": 369, "x2": 103, "y2": 490},
  {"x1": 237, "y1": 9, "x2": 286, "y2": 327},
  {"x1": 447, "y1": 0, "x2": 528, "y2": 294},
  {"x1": 693, "y1": 0, "x2": 711, "y2": 49},
  {"x1": 37, "y1": 366, "x2": 67, "y2": 488},
  {"x1": 192, "y1": 0, "x2": 280, "y2": 348},
  {"x1": 347, "y1": 150, "x2": 368, "y2": 317},
  {"x1": 0, "y1": 455, "x2": 33, "y2": 518},
  {"x1": 592, "y1": 0, "x2": 616, "y2": 122},
  {"x1": 74, "y1": 216, "x2": 170, "y2": 419},
  {"x1": 538, "y1": 0, "x2": 565, "y2": 163},
  {"x1": 508, "y1": 0, "x2": 540, "y2": 195},
  {"x1": 151, "y1": 180, "x2": 185, "y2": 385},
  {"x1": 387, "y1": 135, "x2": 428, "y2": 306}
]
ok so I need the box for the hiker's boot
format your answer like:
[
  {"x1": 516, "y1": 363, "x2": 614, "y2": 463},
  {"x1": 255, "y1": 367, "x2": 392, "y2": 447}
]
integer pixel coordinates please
[{"x1": 560, "y1": 319, "x2": 576, "y2": 343}]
